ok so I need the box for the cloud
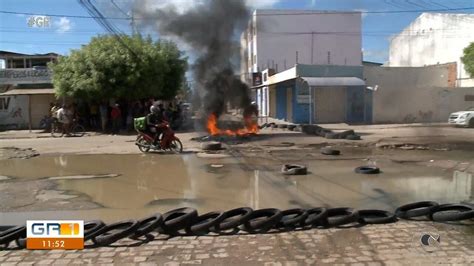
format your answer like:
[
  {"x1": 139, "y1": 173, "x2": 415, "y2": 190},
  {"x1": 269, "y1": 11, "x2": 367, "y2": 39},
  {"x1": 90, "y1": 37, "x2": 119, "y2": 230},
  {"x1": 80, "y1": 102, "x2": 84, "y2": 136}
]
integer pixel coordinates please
[
  {"x1": 353, "y1": 9, "x2": 368, "y2": 19},
  {"x1": 55, "y1": 17, "x2": 72, "y2": 33}
]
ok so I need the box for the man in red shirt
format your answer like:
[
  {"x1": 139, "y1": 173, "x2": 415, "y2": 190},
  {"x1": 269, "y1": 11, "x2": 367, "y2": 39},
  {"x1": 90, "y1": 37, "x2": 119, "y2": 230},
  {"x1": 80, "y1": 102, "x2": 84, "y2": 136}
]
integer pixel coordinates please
[{"x1": 111, "y1": 103, "x2": 122, "y2": 134}]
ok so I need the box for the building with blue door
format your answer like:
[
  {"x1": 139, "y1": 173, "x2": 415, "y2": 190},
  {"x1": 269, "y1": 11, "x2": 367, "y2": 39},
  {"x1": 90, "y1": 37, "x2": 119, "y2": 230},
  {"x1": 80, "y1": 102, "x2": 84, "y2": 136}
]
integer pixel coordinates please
[{"x1": 253, "y1": 64, "x2": 372, "y2": 124}]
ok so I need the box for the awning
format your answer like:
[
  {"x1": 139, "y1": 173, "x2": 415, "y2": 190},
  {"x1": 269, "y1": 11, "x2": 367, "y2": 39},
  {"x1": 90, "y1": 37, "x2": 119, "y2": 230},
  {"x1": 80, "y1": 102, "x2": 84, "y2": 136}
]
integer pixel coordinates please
[
  {"x1": 0, "y1": 88, "x2": 55, "y2": 95},
  {"x1": 301, "y1": 77, "x2": 365, "y2": 87}
]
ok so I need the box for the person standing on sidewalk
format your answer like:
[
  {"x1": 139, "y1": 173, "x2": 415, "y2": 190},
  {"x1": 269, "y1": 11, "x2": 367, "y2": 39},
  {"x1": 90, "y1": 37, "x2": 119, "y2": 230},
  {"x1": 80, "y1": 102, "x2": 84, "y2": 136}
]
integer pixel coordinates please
[
  {"x1": 99, "y1": 103, "x2": 108, "y2": 133},
  {"x1": 57, "y1": 104, "x2": 71, "y2": 136},
  {"x1": 89, "y1": 102, "x2": 99, "y2": 130},
  {"x1": 111, "y1": 103, "x2": 122, "y2": 135}
]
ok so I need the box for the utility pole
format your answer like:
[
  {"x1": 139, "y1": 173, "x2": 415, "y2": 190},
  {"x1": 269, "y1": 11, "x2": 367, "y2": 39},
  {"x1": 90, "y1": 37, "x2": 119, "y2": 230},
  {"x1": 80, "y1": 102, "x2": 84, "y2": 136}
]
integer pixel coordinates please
[
  {"x1": 311, "y1": 32, "x2": 314, "y2": 64},
  {"x1": 131, "y1": 12, "x2": 136, "y2": 35}
]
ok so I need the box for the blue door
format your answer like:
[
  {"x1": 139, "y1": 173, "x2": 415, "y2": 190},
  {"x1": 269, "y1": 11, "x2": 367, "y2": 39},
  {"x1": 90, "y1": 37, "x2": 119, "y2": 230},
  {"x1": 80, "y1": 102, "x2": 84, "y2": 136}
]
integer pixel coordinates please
[{"x1": 276, "y1": 87, "x2": 287, "y2": 120}]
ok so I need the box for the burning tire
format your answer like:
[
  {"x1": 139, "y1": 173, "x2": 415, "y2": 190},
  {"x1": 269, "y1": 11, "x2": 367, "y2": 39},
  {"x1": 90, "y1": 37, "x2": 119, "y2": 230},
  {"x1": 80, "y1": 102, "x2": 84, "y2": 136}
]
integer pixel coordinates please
[
  {"x1": 201, "y1": 141, "x2": 222, "y2": 151},
  {"x1": 281, "y1": 164, "x2": 307, "y2": 175}
]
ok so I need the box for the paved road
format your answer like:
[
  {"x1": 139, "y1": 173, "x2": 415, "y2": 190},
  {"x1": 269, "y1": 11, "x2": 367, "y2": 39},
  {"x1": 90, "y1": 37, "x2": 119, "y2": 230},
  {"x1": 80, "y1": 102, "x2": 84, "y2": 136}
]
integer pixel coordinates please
[{"x1": 1, "y1": 221, "x2": 473, "y2": 265}]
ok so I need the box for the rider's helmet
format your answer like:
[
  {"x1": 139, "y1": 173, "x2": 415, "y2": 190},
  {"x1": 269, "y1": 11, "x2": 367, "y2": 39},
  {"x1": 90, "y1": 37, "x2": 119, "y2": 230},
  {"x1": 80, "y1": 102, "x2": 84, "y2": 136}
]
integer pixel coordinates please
[{"x1": 150, "y1": 105, "x2": 159, "y2": 114}]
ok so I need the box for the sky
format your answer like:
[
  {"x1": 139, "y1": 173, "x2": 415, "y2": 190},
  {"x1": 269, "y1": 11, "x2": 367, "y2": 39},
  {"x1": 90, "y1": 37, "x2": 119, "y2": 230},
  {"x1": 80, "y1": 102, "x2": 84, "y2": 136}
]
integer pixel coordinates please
[{"x1": 0, "y1": 0, "x2": 473, "y2": 65}]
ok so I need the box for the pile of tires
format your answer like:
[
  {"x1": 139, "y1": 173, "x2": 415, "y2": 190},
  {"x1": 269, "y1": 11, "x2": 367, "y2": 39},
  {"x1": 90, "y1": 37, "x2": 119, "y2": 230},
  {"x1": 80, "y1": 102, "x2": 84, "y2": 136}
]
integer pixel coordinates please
[{"x1": 1, "y1": 201, "x2": 472, "y2": 249}]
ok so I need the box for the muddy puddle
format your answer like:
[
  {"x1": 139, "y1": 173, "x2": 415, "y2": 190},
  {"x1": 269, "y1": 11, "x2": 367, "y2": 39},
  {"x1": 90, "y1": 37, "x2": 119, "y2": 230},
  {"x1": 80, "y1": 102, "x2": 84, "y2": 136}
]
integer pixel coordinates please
[{"x1": 0, "y1": 149, "x2": 473, "y2": 224}]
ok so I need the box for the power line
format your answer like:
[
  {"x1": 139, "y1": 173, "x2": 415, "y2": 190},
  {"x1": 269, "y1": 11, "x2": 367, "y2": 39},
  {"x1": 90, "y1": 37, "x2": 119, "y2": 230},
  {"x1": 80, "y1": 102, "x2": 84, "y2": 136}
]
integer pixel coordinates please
[
  {"x1": 0, "y1": 27, "x2": 468, "y2": 35},
  {"x1": 1, "y1": 6, "x2": 474, "y2": 20},
  {"x1": 111, "y1": 0, "x2": 130, "y2": 17}
]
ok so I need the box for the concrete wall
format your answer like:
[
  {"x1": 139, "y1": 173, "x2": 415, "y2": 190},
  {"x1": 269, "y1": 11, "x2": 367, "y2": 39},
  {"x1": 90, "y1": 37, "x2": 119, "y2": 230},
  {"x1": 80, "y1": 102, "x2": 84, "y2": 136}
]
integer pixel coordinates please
[
  {"x1": 364, "y1": 65, "x2": 474, "y2": 123},
  {"x1": 242, "y1": 10, "x2": 361, "y2": 76},
  {"x1": 30, "y1": 94, "x2": 55, "y2": 128},
  {"x1": 389, "y1": 13, "x2": 474, "y2": 87}
]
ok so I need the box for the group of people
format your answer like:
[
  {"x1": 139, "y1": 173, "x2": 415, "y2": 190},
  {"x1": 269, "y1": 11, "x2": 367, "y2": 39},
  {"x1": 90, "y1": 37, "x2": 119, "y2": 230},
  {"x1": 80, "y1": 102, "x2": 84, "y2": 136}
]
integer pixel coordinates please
[
  {"x1": 48, "y1": 103, "x2": 77, "y2": 135},
  {"x1": 47, "y1": 99, "x2": 185, "y2": 135}
]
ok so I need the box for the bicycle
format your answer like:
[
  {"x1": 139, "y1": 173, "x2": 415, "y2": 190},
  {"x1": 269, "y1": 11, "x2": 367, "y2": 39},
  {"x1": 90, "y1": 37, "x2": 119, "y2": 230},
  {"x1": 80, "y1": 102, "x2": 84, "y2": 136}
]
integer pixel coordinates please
[{"x1": 51, "y1": 118, "x2": 85, "y2": 137}]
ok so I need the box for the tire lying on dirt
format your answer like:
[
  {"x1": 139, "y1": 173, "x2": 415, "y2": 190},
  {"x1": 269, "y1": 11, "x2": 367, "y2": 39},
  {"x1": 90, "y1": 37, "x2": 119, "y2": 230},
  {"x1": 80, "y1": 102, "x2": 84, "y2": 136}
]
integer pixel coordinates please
[
  {"x1": 346, "y1": 134, "x2": 362, "y2": 140},
  {"x1": 301, "y1": 125, "x2": 322, "y2": 135},
  {"x1": 354, "y1": 166, "x2": 380, "y2": 174},
  {"x1": 201, "y1": 142, "x2": 222, "y2": 151},
  {"x1": 430, "y1": 204, "x2": 474, "y2": 221},
  {"x1": 395, "y1": 201, "x2": 439, "y2": 219},
  {"x1": 287, "y1": 125, "x2": 297, "y2": 131},
  {"x1": 317, "y1": 128, "x2": 331, "y2": 137},
  {"x1": 281, "y1": 164, "x2": 307, "y2": 175},
  {"x1": 321, "y1": 147, "x2": 341, "y2": 156},
  {"x1": 338, "y1": 130, "x2": 355, "y2": 138},
  {"x1": 325, "y1": 132, "x2": 341, "y2": 139},
  {"x1": 358, "y1": 210, "x2": 398, "y2": 224}
]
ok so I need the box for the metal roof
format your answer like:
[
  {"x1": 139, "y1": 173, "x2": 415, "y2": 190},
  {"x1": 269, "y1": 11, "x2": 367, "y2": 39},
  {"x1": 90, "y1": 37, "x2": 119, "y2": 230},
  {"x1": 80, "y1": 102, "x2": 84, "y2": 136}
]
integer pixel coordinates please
[{"x1": 0, "y1": 88, "x2": 55, "y2": 95}]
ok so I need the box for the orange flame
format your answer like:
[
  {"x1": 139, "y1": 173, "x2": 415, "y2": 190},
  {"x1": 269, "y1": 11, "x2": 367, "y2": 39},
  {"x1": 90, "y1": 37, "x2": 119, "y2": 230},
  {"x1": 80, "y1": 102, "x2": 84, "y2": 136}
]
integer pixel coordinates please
[{"x1": 207, "y1": 113, "x2": 258, "y2": 136}]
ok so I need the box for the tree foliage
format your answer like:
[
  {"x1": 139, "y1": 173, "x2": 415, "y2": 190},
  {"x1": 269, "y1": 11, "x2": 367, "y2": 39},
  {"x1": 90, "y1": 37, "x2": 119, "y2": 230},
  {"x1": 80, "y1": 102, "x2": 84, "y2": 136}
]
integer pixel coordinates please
[
  {"x1": 49, "y1": 35, "x2": 187, "y2": 100},
  {"x1": 461, "y1": 42, "x2": 474, "y2": 78}
]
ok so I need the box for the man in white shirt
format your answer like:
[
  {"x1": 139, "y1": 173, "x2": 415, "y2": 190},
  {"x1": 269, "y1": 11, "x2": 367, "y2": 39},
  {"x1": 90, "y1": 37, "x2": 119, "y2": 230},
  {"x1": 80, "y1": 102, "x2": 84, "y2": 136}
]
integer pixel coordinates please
[{"x1": 56, "y1": 105, "x2": 71, "y2": 136}]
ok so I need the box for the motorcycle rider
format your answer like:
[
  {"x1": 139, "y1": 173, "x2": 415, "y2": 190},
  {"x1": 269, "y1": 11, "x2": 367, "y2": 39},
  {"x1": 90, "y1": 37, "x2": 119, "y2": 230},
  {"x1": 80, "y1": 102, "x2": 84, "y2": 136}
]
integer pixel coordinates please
[{"x1": 146, "y1": 102, "x2": 166, "y2": 146}]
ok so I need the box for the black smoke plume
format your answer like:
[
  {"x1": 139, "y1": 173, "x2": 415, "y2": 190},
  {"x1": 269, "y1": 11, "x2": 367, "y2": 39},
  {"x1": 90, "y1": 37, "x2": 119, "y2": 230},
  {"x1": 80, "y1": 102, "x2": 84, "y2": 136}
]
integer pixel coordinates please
[{"x1": 134, "y1": 0, "x2": 252, "y2": 117}]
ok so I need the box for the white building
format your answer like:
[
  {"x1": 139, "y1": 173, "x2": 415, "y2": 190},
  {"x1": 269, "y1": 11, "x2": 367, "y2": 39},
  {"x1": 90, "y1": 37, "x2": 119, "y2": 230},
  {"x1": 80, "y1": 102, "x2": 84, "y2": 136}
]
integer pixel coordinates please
[
  {"x1": 240, "y1": 9, "x2": 362, "y2": 84},
  {"x1": 389, "y1": 13, "x2": 474, "y2": 87}
]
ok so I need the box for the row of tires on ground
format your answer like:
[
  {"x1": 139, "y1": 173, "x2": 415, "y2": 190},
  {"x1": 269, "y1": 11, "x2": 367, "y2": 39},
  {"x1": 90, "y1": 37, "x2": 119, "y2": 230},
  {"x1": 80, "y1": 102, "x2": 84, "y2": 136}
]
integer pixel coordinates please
[
  {"x1": 1, "y1": 201, "x2": 472, "y2": 249},
  {"x1": 261, "y1": 123, "x2": 361, "y2": 140}
]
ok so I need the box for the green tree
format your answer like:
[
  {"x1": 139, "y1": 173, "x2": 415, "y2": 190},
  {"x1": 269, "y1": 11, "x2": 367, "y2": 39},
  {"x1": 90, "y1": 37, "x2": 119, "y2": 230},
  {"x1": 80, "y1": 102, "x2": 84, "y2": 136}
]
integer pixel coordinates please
[
  {"x1": 49, "y1": 34, "x2": 187, "y2": 100},
  {"x1": 461, "y1": 42, "x2": 474, "y2": 78}
]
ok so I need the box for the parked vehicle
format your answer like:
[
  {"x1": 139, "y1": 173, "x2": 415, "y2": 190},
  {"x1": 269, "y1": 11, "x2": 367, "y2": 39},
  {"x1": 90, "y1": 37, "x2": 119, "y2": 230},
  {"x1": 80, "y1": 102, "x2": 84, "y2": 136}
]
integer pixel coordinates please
[
  {"x1": 135, "y1": 120, "x2": 183, "y2": 153},
  {"x1": 448, "y1": 107, "x2": 474, "y2": 127}
]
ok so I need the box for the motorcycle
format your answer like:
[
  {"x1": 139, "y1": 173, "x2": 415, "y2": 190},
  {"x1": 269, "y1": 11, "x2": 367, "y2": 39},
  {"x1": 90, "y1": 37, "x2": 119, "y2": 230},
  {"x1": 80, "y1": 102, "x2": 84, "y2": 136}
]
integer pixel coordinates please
[{"x1": 135, "y1": 121, "x2": 183, "y2": 153}]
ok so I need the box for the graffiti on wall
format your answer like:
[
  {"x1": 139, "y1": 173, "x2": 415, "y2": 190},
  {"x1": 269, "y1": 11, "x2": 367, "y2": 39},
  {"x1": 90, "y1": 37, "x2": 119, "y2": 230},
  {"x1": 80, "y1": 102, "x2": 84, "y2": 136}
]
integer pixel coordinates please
[{"x1": 0, "y1": 95, "x2": 29, "y2": 129}]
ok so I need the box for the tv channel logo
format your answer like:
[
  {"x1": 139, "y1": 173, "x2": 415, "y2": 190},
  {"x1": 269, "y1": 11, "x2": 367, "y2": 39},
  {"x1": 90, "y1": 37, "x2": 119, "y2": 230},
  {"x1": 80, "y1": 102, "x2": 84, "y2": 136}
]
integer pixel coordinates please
[{"x1": 26, "y1": 220, "x2": 84, "y2": 250}]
